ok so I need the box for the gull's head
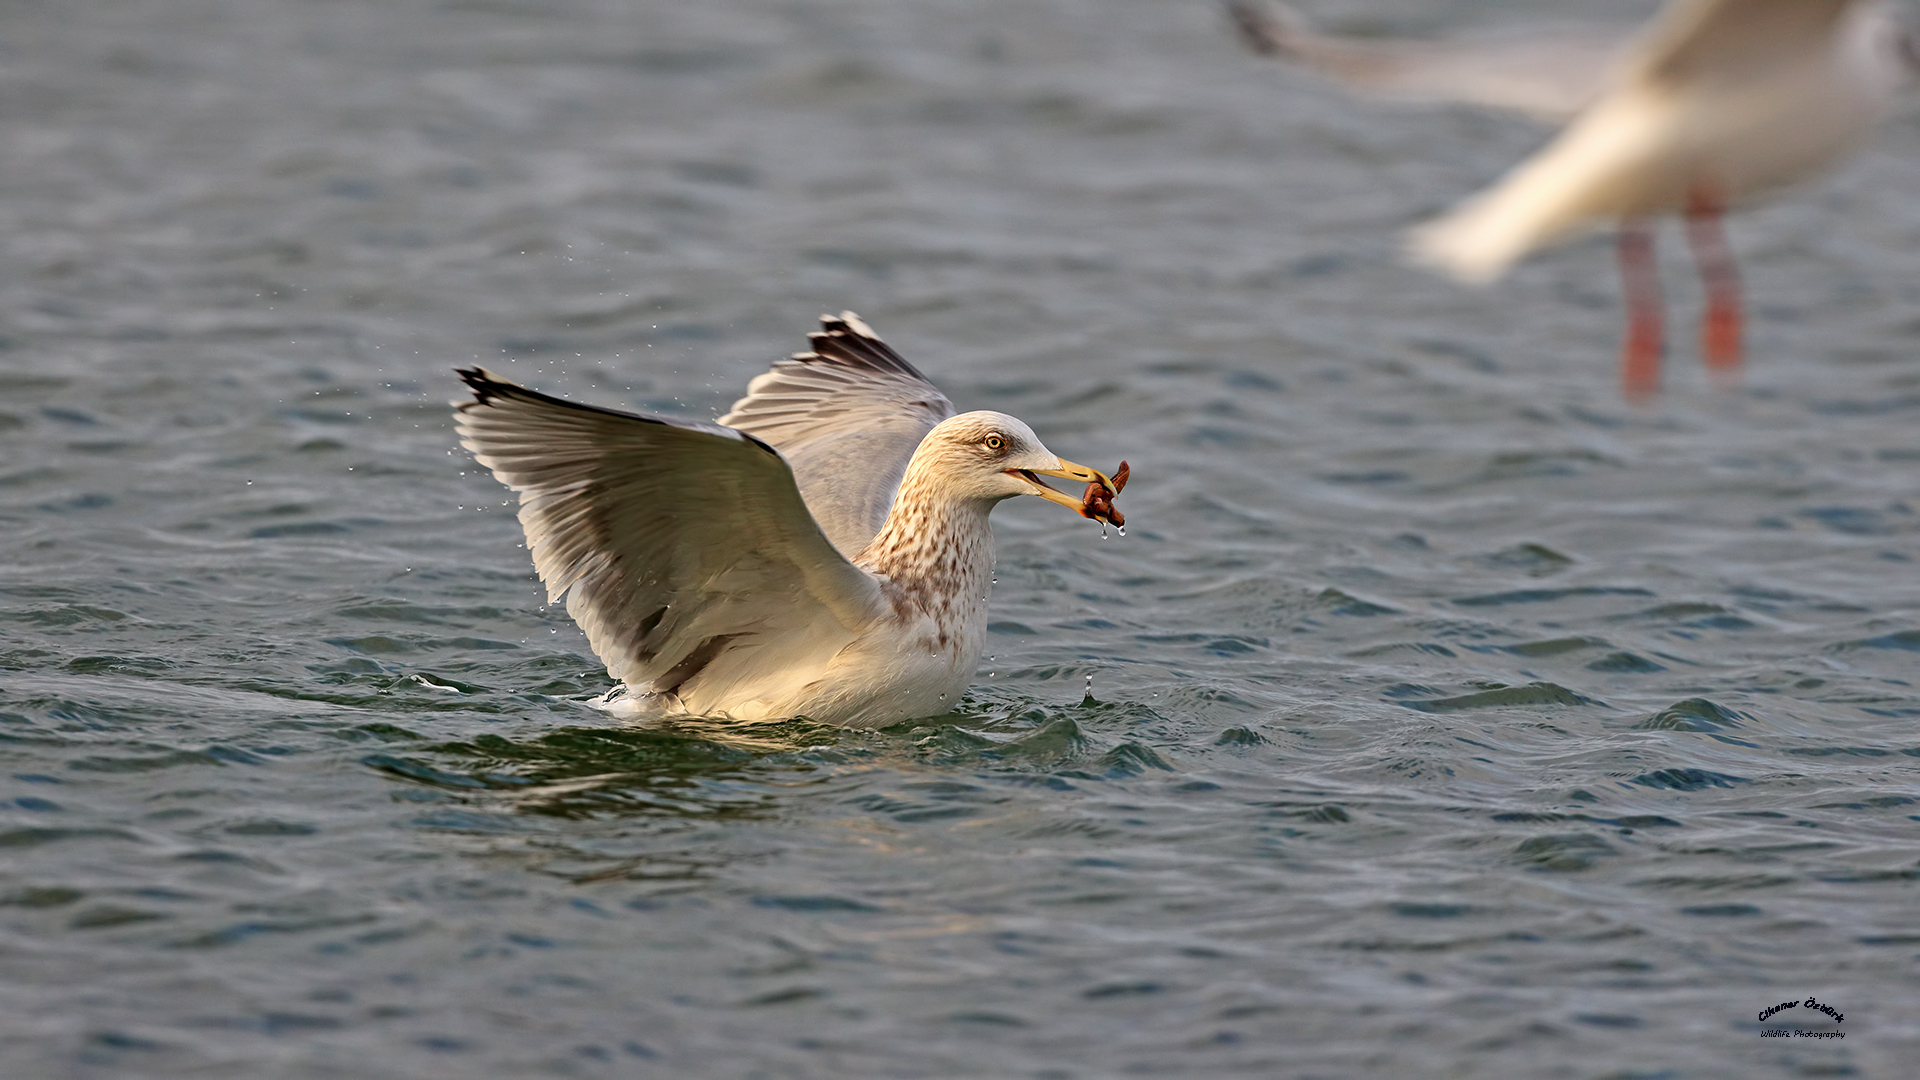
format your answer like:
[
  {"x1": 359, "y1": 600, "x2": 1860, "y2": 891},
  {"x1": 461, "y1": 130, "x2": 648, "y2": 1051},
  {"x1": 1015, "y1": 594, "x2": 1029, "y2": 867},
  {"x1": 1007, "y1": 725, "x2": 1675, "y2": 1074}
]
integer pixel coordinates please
[
  {"x1": 1845, "y1": 2, "x2": 1920, "y2": 91},
  {"x1": 914, "y1": 410, "x2": 1115, "y2": 509}
]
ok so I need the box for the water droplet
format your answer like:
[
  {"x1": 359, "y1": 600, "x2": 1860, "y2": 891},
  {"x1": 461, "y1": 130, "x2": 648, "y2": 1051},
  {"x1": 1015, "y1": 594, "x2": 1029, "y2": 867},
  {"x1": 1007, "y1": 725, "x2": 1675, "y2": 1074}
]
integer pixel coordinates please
[{"x1": 1116, "y1": 525, "x2": 1125, "y2": 537}]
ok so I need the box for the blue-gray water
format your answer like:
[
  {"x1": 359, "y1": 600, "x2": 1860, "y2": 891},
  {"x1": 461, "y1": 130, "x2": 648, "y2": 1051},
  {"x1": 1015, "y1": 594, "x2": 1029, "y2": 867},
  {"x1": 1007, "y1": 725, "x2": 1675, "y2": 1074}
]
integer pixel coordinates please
[{"x1": 4, "y1": 1, "x2": 1918, "y2": 1076}]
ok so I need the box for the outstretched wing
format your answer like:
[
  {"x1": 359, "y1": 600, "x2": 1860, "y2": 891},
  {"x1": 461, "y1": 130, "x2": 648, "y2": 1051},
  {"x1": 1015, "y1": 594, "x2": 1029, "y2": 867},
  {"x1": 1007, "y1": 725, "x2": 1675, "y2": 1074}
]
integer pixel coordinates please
[
  {"x1": 454, "y1": 368, "x2": 886, "y2": 706},
  {"x1": 1227, "y1": 0, "x2": 1624, "y2": 121},
  {"x1": 717, "y1": 312, "x2": 955, "y2": 559}
]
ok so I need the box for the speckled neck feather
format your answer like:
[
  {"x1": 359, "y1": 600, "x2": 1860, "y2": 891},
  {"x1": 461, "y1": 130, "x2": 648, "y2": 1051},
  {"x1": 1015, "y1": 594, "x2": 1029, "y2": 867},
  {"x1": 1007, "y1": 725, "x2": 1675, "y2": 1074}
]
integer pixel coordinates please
[{"x1": 856, "y1": 451, "x2": 996, "y2": 630}]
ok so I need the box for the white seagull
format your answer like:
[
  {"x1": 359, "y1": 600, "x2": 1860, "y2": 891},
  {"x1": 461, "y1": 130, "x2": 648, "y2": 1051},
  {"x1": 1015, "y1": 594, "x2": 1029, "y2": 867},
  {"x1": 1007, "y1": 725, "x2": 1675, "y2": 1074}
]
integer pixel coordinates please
[
  {"x1": 453, "y1": 313, "x2": 1122, "y2": 728},
  {"x1": 1233, "y1": 0, "x2": 1916, "y2": 398}
]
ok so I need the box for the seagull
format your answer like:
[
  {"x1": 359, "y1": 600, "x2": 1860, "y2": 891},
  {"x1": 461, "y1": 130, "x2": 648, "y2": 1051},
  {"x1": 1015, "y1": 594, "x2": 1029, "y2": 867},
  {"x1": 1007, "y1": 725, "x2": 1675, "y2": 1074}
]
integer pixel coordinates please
[
  {"x1": 1232, "y1": 0, "x2": 1916, "y2": 398},
  {"x1": 453, "y1": 313, "x2": 1122, "y2": 728}
]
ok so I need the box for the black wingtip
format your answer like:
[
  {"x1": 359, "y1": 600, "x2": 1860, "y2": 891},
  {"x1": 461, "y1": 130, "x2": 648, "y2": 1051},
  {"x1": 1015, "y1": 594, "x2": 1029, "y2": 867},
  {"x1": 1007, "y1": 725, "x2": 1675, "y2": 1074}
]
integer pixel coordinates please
[
  {"x1": 453, "y1": 365, "x2": 699, "y2": 432},
  {"x1": 1225, "y1": 0, "x2": 1297, "y2": 58},
  {"x1": 791, "y1": 310, "x2": 927, "y2": 379},
  {"x1": 456, "y1": 366, "x2": 521, "y2": 408},
  {"x1": 818, "y1": 311, "x2": 880, "y2": 340}
]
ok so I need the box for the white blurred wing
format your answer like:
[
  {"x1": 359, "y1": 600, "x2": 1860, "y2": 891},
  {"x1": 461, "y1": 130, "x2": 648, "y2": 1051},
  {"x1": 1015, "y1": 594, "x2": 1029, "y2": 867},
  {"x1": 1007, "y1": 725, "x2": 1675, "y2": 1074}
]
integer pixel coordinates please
[
  {"x1": 1631, "y1": 0, "x2": 1854, "y2": 88},
  {"x1": 454, "y1": 368, "x2": 886, "y2": 706},
  {"x1": 1227, "y1": 0, "x2": 1624, "y2": 120},
  {"x1": 718, "y1": 312, "x2": 955, "y2": 560}
]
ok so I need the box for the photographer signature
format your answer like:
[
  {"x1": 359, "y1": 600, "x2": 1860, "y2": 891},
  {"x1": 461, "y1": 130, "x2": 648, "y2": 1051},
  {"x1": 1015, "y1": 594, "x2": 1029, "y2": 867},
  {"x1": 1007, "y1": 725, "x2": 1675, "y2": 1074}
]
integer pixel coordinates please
[{"x1": 1758, "y1": 997, "x2": 1845, "y2": 1037}]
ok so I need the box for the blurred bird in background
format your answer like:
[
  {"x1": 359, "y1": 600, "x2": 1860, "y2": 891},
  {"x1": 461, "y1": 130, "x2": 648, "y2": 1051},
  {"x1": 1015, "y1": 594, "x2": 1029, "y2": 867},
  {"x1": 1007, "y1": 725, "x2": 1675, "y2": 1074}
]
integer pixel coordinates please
[{"x1": 1231, "y1": 0, "x2": 1917, "y2": 399}]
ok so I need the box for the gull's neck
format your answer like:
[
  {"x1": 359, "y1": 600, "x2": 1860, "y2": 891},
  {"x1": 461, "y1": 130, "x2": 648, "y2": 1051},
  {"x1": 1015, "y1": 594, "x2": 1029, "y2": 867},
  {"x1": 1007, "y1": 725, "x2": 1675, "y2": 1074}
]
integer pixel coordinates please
[{"x1": 855, "y1": 460, "x2": 997, "y2": 621}]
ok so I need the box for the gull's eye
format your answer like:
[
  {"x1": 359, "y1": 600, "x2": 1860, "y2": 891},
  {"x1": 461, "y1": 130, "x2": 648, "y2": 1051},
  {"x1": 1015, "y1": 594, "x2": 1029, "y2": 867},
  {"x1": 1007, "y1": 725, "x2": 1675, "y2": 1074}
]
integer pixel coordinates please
[{"x1": 983, "y1": 434, "x2": 1005, "y2": 452}]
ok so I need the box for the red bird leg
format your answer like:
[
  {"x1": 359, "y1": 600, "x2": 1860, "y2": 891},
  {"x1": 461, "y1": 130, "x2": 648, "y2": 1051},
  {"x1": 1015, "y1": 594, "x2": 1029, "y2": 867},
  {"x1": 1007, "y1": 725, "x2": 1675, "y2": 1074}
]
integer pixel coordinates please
[
  {"x1": 1616, "y1": 217, "x2": 1664, "y2": 401},
  {"x1": 1684, "y1": 193, "x2": 1742, "y2": 382}
]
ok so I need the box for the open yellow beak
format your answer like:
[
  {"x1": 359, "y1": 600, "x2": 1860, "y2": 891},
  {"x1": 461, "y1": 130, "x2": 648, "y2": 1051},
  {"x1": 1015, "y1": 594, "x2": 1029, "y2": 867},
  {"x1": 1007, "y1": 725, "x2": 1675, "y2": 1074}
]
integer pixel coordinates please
[{"x1": 1008, "y1": 458, "x2": 1115, "y2": 512}]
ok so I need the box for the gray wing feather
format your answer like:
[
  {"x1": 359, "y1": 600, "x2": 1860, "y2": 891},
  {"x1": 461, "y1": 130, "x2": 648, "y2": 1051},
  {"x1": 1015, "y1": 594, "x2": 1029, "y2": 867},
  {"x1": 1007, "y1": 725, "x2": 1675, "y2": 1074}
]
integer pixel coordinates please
[
  {"x1": 1227, "y1": 0, "x2": 1625, "y2": 121},
  {"x1": 454, "y1": 368, "x2": 885, "y2": 704},
  {"x1": 717, "y1": 312, "x2": 955, "y2": 559}
]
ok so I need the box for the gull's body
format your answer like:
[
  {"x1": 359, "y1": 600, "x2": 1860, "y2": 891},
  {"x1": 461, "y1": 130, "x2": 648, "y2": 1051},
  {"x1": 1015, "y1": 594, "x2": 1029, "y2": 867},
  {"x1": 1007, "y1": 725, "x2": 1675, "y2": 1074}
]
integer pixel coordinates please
[
  {"x1": 1233, "y1": 0, "x2": 1916, "y2": 396},
  {"x1": 454, "y1": 313, "x2": 1116, "y2": 728}
]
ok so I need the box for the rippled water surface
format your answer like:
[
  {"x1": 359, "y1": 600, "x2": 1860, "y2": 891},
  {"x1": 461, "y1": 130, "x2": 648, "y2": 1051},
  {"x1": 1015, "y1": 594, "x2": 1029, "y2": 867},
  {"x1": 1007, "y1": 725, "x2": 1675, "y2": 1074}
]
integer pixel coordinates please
[{"x1": 5, "y1": 1, "x2": 1920, "y2": 1076}]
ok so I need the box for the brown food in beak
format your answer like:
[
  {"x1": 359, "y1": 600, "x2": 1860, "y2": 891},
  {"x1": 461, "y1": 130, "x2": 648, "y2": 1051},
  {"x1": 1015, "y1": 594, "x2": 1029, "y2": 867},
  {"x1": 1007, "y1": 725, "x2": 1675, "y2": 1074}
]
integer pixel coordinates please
[{"x1": 1079, "y1": 461, "x2": 1129, "y2": 526}]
